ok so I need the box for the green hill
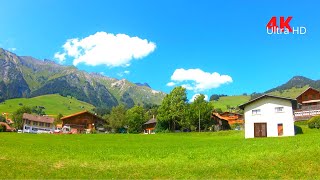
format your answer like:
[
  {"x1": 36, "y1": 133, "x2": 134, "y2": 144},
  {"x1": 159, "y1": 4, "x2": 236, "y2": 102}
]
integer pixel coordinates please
[
  {"x1": 209, "y1": 95, "x2": 250, "y2": 111},
  {"x1": 0, "y1": 94, "x2": 95, "y2": 116},
  {"x1": 267, "y1": 86, "x2": 309, "y2": 99}
]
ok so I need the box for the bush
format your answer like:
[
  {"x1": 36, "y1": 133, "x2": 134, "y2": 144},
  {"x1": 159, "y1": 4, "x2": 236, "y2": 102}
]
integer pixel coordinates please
[
  {"x1": 308, "y1": 116, "x2": 320, "y2": 129},
  {"x1": 0, "y1": 125, "x2": 6, "y2": 132}
]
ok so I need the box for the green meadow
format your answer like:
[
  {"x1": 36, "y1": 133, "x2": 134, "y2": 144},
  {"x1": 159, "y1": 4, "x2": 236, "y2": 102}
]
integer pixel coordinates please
[
  {"x1": 0, "y1": 124, "x2": 319, "y2": 179},
  {"x1": 209, "y1": 95, "x2": 250, "y2": 111},
  {"x1": 0, "y1": 94, "x2": 95, "y2": 116}
]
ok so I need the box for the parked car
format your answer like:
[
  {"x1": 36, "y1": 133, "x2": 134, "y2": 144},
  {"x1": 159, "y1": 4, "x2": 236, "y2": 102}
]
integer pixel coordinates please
[{"x1": 17, "y1": 130, "x2": 23, "y2": 133}]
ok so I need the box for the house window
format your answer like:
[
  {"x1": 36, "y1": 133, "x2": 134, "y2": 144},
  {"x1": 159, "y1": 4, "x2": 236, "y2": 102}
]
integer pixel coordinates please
[
  {"x1": 252, "y1": 109, "x2": 261, "y2": 115},
  {"x1": 45, "y1": 123, "x2": 50, "y2": 127},
  {"x1": 26, "y1": 120, "x2": 31, "y2": 125},
  {"x1": 275, "y1": 107, "x2": 284, "y2": 113},
  {"x1": 312, "y1": 94, "x2": 316, "y2": 99},
  {"x1": 304, "y1": 95, "x2": 308, "y2": 100},
  {"x1": 39, "y1": 122, "x2": 44, "y2": 127},
  {"x1": 33, "y1": 121, "x2": 38, "y2": 126}
]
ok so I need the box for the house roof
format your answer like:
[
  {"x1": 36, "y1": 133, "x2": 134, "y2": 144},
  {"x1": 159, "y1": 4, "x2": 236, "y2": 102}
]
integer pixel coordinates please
[
  {"x1": 60, "y1": 110, "x2": 103, "y2": 121},
  {"x1": 22, "y1": 113, "x2": 54, "y2": 123},
  {"x1": 144, "y1": 118, "x2": 157, "y2": 125},
  {"x1": 238, "y1": 94, "x2": 296, "y2": 110},
  {"x1": 296, "y1": 87, "x2": 320, "y2": 99},
  {"x1": 0, "y1": 122, "x2": 15, "y2": 131},
  {"x1": 219, "y1": 112, "x2": 243, "y2": 116},
  {"x1": 212, "y1": 113, "x2": 243, "y2": 121}
]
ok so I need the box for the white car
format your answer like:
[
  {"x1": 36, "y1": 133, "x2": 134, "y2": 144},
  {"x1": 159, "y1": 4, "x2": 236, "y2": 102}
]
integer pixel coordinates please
[{"x1": 17, "y1": 130, "x2": 23, "y2": 133}]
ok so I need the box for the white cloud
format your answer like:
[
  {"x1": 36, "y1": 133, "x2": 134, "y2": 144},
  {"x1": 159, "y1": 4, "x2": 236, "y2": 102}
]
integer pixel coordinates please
[
  {"x1": 8, "y1": 48, "x2": 16, "y2": 52},
  {"x1": 54, "y1": 52, "x2": 66, "y2": 63},
  {"x1": 117, "y1": 70, "x2": 130, "y2": 77},
  {"x1": 190, "y1": 94, "x2": 209, "y2": 102},
  {"x1": 124, "y1": 70, "x2": 130, "y2": 74},
  {"x1": 169, "y1": 68, "x2": 232, "y2": 91},
  {"x1": 166, "y1": 82, "x2": 175, "y2": 87},
  {"x1": 54, "y1": 32, "x2": 156, "y2": 67}
]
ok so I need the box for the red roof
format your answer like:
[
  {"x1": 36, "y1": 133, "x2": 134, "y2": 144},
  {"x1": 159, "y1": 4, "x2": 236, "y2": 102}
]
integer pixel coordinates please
[{"x1": 61, "y1": 110, "x2": 103, "y2": 121}]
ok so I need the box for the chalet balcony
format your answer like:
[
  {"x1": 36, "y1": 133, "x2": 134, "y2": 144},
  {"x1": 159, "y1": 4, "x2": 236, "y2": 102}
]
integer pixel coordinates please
[{"x1": 294, "y1": 104, "x2": 320, "y2": 121}]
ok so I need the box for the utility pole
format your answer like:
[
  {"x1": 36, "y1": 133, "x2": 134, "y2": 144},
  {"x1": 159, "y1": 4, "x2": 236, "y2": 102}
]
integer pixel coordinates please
[{"x1": 198, "y1": 109, "x2": 200, "y2": 132}]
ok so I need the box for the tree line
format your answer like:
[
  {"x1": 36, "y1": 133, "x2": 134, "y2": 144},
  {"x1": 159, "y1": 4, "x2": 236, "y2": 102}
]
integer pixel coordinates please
[{"x1": 6, "y1": 86, "x2": 233, "y2": 133}]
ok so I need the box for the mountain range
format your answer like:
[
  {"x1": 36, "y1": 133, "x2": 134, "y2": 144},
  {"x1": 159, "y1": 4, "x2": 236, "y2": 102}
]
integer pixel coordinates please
[{"x1": 0, "y1": 48, "x2": 165, "y2": 108}]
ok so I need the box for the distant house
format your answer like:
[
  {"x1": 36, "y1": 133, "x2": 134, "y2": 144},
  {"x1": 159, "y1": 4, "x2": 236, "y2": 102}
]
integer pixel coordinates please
[
  {"x1": 22, "y1": 113, "x2": 55, "y2": 133},
  {"x1": 212, "y1": 112, "x2": 243, "y2": 125},
  {"x1": 0, "y1": 122, "x2": 15, "y2": 132},
  {"x1": 61, "y1": 110, "x2": 104, "y2": 133},
  {"x1": 294, "y1": 87, "x2": 320, "y2": 120},
  {"x1": 143, "y1": 116, "x2": 156, "y2": 134},
  {"x1": 239, "y1": 94, "x2": 296, "y2": 138}
]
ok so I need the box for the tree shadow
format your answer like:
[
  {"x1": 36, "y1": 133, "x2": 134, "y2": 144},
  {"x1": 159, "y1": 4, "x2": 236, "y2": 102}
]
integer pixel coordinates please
[{"x1": 294, "y1": 125, "x2": 303, "y2": 135}]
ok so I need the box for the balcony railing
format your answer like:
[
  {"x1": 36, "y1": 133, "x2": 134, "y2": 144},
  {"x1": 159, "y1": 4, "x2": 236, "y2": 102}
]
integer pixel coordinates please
[{"x1": 294, "y1": 105, "x2": 320, "y2": 121}]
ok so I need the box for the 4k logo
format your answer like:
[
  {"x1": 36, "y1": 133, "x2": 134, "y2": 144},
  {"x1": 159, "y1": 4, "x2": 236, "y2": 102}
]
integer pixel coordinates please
[{"x1": 266, "y1": 16, "x2": 306, "y2": 35}]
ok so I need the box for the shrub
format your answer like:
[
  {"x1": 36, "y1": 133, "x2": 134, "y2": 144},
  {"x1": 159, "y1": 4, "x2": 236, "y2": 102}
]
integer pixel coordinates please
[
  {"x1": 0, "y1": 124, "x2": 6, "y2": 132},
  {"x1": 308, "y1": 116, "x2": 320, "y2": 129}
]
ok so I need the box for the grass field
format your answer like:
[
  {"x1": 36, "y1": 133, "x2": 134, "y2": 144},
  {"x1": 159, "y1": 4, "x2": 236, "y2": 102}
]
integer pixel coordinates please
[
  {"x1": 0, "y1": 94, "x2": 95, "y2": 116},
  {"x1": 209, "y1": 95, "x2": 250, "y2": 111},
  {"x1": 0, "y1": 124, "x2": 319, "y2": 179}
]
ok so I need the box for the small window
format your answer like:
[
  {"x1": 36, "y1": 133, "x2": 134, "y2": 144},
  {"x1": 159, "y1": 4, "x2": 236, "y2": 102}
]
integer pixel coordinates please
[
  {"x1": 39, "y1": 122, "x2": 44, "y2": 127},
  {"x1": 252, "y1": 109, "x2": 261, "y2": 115},
  {"x1": 45, "y1": 123, "x2": 50, "y2": 127},
  {"x1": 33, "y1": 121, "x2": 38, "y2": 126},
  {"x1": 304, "y1": 95, "x2": 308, "y2": 100},
  {"x1": 312, "y1": 94, "x2": 316, "y2": 99},
  {"x1": 275, "y1": 107, "x2": 284, "y2": 113}
]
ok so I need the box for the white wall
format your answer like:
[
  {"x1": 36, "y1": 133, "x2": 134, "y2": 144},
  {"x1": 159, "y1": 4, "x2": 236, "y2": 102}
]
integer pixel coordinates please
[
  {"x1": 244, "y1": 97, "x2": 295, "y2": 138},
  {"x1": 23, "y1": 124, "x2": 54, "y2": 133}
]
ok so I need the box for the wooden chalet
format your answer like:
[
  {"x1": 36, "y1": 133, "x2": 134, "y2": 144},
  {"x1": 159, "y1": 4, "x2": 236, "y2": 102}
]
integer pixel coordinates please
[
  {"x1": 143, "y1": 116, "x2": 156, "y2": 134},
  {"x1": 211, "y1": 112, "x2": 243, "y2": 130},
  {"x1": 294, "y1": 87, "x2": 320, "y2": 121},
  {"x1": 61, "y1": 110, "x2": 104, "y2": 133}
]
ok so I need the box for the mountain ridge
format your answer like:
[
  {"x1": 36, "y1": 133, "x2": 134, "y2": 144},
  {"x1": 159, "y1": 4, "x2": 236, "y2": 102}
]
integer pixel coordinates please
[{"x1": 0, "y1": 48, "x2": 165, "y2": 108}]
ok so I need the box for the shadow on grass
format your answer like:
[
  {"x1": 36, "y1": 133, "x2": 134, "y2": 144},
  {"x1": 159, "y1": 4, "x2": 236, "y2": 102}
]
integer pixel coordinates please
[{"x1": 295, "y1": 125, "x2": 303, "y2": 135}]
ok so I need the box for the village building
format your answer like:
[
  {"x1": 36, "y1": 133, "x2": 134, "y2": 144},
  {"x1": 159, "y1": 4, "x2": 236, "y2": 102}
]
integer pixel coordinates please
[
  {"x1": 22, "y1": 113, "x2": 55, "y2": 133},
  {"x1": 61, "y1": 110, "x2": 104, "y2": 133},
  {"x1": 212, "y1": 112, "x2": 243, "y2": 125},
  {"x1": 143, "y1": 116, "x2": 156, "y2": 134},
  {"x1": 239, "y1": 94, "x2": 296, "y2": 138},
  {"x1": 294, "y1": 87, "x2": 320, "y2": 121},
  {"x1": 0, "y1": 122, "x2": 15, "y2": 132}
]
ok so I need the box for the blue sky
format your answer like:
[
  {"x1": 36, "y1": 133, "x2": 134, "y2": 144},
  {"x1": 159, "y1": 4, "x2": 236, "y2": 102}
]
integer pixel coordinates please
[{"x1": 0, "y1": 0, "x2": 319, "y2": 100}]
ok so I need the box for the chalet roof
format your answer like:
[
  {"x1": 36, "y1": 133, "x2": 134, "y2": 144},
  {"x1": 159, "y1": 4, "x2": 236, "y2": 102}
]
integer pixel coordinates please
[
  {"x1": 61, "y1": 110, "x2": 103, "y2": 121},
  {"x1": 296, "y1": 87, "x2": 320, "y2": 99},
  {"x1": 239, "y1": 94, "x2": 296, "y2": 110},
  {"x1": 22, "y1": 113, "x2": 54, "y2": 124},
  {"x1": 144, "y1": 118, "x2": 157, "y2": 125},
  {"x1": 212, "y1": 113, "x2": 243, "y2": 121}
]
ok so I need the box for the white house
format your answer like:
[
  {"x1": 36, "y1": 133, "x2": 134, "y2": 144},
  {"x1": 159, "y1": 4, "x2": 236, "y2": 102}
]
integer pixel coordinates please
[
  {"x1": 239, "y1": 95, "x2": 296, "y2": 138},
  {"x1": 22, "y1": 113, "x2": 55, "y2": 133}
]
